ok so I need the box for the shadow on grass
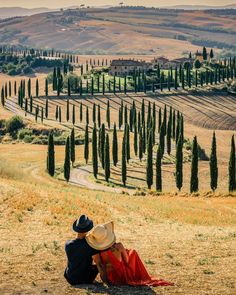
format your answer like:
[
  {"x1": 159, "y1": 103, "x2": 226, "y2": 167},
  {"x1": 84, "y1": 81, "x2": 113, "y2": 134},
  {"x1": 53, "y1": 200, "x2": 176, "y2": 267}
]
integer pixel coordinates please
[{"x1": 73, "y1": 282, "x2": 158, "y2": 294}]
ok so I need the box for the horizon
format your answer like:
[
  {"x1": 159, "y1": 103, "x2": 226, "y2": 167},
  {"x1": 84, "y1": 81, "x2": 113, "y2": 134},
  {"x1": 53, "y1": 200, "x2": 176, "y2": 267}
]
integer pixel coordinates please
[{"x1": 0, "y1": 1, "x2": 235, "y2": 9}]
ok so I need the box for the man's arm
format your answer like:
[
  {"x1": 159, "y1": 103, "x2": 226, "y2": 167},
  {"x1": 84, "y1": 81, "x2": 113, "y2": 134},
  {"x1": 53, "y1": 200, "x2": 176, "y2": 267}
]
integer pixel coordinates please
[{"x1": 92, "y1": 254, "x2": 108, "y2": 284}]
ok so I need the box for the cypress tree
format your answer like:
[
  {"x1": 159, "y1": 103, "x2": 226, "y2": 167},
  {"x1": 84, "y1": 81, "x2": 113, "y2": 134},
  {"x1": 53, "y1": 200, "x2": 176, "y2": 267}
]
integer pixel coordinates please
[
  {"x1": 167, "y1": 114, "x2": 172, "y2": 155},
  {"x1": 68, "y1": 78, "x2": 71, "y2": 96},
  {"x1": 229, "y1": 135, "x2": 236, "y2": 192},
  {"x1": 138, "y1": 111, "x2": 141, "y2": 132},
  {"x1": 190, "y1": 136, "x2": 199, "y2": 193},
  {"x1": 59, "y1": 106, "x2": 62, "y2": 123},
  {"x1": 64, "y1": 136, "x2": 70, "y2": 182},
  {"x1": 172, "y1": 110, "x2": 176, "y2": 139},
  {"x1": 41, "y1": 107, "x2": 44, "y2": 123},
  {"x1": 92, "y1": 124, "x2": 98, "y2": 178},
  {"x1": 36, "y1": 79, "x2": 39, "y2": 98},
  {"x1": 142, "y1": 123, "x2": 146, "y2": 154},
  {"x1": 66, "y1": 99, "x2": 70, "y2": 122},
  {"x1": 158, "y1": 108, "x2": 162, "y2": 133},
  {"x1": 163, "y1": 104, "x2": 167, "y2": 135},
  {"x1": 72, "y1": 104, "x2": 75, "y2": 125},
  {"x1": 134, "y1": 123, "x2": 138, "y2": 156},
  {"x1": 24, "y1": 98, "x2": 28, "y2": 115},
  {"x1": 97, "y1": 104, "x2": 101, "y2": 128},
  {"x1": 112, "y1": 123, "x2": 118, "y2": 166},
  {"x1": 139, "y1": 128, "x2": 143, "y2": 161},
  {"x1": 100, "y1": 124, "x2": 105, "y2": 169},
  {"x1": 55, "y1": 105, "x2": 58, "y2": 121},
  {"x1": 27, "y1": 78, "x2": 31, "y2": 98},
  {"x1": 80, "y1": 103, "x2": 83, "y2": 123},
  {"x1": 30, "y1": 96, "x2": 33, "y2": 113},
  {"x1": 203, "y1": 46, "x2": 207, "y2": 61},
  {"x1": 156, "y1": 145, "x2": 162, "y2": 192},
  {"x1": 45, "y1": 98, "x2": 49, "y2": 119},
  {"x1": 47, "y1": 131, "x2": 55, "y2": 177},
  {"x1": 1, "y1": 87, "x2": 5, "y2": 106},
  {"x1": 124, "y1": 104, "x2": 128, "y2": 125},
  {"x1": 122, "y1": 133, "x2": 127, "y2": 186},
  {"x1": 104, "y1": 134, "x2": 110, "y2": 182},
  {"x1": 106, "y1": 100, "x2": 110, "y2": 129},
  {"x1": 93, "y1": 103, "x2": 96, "y2": 124},
  {"x1": 70, "y1": 128, "x2": 75, "y2": 166},
  {"x1": 125, "y1": 123, "x2": 130, "y2": 163},
  {"x1": 210, "y1": 131, "x2": 218, "y2": 192},
  {"x1": 141, "y1": 99, "x2": 145, "y2": 125},
  {"x1": 159, "y1": 123, "x2": 165, "y2": 157},
  {"x1": 86, "y1": 106, "x2": 89, "y2": 125},
  {"x1": 176, "y1": 134, "x2": 183, "y2": 191},
  {"x1": 146, "y1": 131, "x2": 153, "y2": 189},
  {"x1": 84, "y1": 124, "x2": 89, "y2": 164},
  {"x1": 118, "y1": 107, "x2": 122, "y2": 129},
  {"x1": 45, "y1": 79, "x2": 48, "y2": 97}
]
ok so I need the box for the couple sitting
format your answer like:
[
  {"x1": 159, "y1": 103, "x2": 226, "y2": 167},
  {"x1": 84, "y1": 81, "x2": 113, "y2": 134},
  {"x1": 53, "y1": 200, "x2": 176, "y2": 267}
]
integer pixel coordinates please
[{"x1": 64, "y1": 215, "x2": 173, "y2": 287}]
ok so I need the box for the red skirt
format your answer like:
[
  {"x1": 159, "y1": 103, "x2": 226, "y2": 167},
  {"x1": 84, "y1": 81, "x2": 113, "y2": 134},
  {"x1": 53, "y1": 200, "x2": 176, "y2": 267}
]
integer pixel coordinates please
[{"x1": 100, "y1": 249, "x2": 173, "y2": 286}]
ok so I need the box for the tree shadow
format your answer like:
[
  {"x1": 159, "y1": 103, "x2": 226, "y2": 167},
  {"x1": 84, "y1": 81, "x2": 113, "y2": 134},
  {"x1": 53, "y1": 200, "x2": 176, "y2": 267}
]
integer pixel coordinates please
[{"x1": 73, "y1": 282, "x2": 158, "y2": 294}]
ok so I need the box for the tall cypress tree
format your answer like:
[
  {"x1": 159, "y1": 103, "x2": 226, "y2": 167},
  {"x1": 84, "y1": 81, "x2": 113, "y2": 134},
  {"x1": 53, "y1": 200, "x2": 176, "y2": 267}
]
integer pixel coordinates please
[
  {"x1": 93, "y1": 103, "x2": 96, "y2": 124},
  {"x1": 134, "y1": 123, "x2": 138, "y2": 156},
  {"x1": 97, "y1": 104, "x2": 101, "y2": 128},
  {"x1": 27, "y1": 78, "x2": 31, "y2": 98},
  {"x1": 72, "y1": 104, "x2": 75, "y2": 125},
  {"x1": 66, "y1": 99, "x2": 70, "y2": 122},
  {"x1": 229, "y1": 135, "x2": 236, "y2": 192},
  {"x1": 92, "y1": 124, "x2": 98, "y2": 178},
  {"x1": 122, "y1": 133, "x2": 127, "y2": 186},
  {"x1": 70, "y1": 128, "x2": 75, "y2": 166},
  {"x1": 141, "y1": 99, "x2": 145, "y2": 125},
  {"x1": 86, "y1": 106, "x2": 89, "y2": 125},
  {"x1": 158, "y1": 108, "x2": 162, "y2": 133},
  {"x1": 146, "y1": 131, "x2": 153, "y2": 189},
  {"x1": 47, "y1": 131, "x2": 55, "y2": 176},
  {"x1": 139, "y1": 128, "x2": 143, "y2": 161},
  {"x1": 80, "y1": 103, "x2": 83, "y2": 123},
  {"x1": 84, "y1": 124, "x2": 89, "y2": 164},
  {"x1": 64, "y1": 136, "x2": 70, "y2": 182},
  {"x1": 36, "y1": 79, "x2": 39, "y2": 98},
  {"x1": 159, "y1": 123, "x2": 165, "y2": 157},
  {"x1": 45, "y1": 79, "x2": 48, "y2": 97},
  {"x1": 176, "y1": 134, "x2": 183, "y2": 191},
  {"x1": 45, "y1": 98, "x2": 49, "y2": 119},
  {"x1": 112, "y1": 123, "x2": 118, "y2": 166},
  {"x1": 125, "y1": 123, "x2": 130, "y2": 163},
  {"x1": 163, "y1": 104, "x2": 167, "y2": 135},
  {"x1": 190, "y1": 136, "x2": 199, "y2": 193},
  {"x1": 210, "y1": 131, "x2": 218, "y2": 192},
  {"x1": 156, "y1": 145, "x2": 162, "y2": 192},
  {"x1": 104, "y1": 134, "x2": 110, "y2": 182},
  {"x1": 100, "y1": 124, "x2": 105, "y2": 169},
  {"x1": 167, "y1": 114, "x2": 172, "y2": 155},
  {"x1": 106, "y1": 100, "x2": 110, "y2": 129}
]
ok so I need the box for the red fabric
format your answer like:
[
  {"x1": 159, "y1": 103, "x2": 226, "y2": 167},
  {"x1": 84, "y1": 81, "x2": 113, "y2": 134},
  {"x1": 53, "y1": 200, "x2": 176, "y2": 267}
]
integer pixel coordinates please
[{"x1": 100, "y1": 249, "x2": 173, "y2": 286}]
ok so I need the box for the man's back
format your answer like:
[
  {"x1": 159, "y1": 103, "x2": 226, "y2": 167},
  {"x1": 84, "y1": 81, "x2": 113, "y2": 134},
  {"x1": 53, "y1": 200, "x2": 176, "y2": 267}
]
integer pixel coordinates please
[{"x1": 65, "y1": 238, "x2": 99, "y2": 285}]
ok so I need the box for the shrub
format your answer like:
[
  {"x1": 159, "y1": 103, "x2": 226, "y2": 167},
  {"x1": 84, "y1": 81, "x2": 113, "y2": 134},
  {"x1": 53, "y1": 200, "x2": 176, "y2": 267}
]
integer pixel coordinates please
[
  {"x1": 6, "y1": 116, "x2": 25, "y2": 134},
  {"x1": 194, "y1": 59, "x2": 201, "y2": 69},
  {"x1": 23, "y1": 135, "x2": 34, "y2": 143},
  {"x1": 18, "y1": 128, "x2": 33, "y2": 140}
]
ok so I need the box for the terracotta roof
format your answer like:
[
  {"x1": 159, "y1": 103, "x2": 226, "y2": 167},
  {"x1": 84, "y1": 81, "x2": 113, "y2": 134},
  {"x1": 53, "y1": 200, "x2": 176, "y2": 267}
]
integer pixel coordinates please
[{"x1": 111, "y1": 59, "x2": 147, "y2": 66}]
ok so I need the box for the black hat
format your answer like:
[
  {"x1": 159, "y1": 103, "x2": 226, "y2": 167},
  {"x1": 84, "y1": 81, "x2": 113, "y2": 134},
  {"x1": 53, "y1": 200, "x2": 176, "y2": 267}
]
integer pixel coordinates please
[{"x1": 73, "y1": 215, "x2": 94, "y2": 233}]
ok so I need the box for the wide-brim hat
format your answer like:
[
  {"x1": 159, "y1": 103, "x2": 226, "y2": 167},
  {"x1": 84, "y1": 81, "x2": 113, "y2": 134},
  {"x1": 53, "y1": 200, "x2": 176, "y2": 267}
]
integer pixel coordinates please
[
  {"x1": 86, "y1": 221, "x2": 116, "y2": 250},
  {"x1": 72, "y1": 215, "x2": 94, "y2": 233}
]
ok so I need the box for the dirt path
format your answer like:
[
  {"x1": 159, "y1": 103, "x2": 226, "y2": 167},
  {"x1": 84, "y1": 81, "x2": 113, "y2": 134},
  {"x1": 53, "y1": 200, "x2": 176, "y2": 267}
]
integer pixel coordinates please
[{"x1": 70, "y1": 165, "x2": 133, "y2": 194}]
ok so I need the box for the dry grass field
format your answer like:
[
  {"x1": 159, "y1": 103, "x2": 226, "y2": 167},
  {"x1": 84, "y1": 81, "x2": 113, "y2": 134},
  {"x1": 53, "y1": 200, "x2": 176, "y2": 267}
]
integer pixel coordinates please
[
  {"x1": 0, "y1": 7, "x2": 235, "y2": 56},
  {"x1": 0, "y1": 72, "x2": 236, "y2": 294}
]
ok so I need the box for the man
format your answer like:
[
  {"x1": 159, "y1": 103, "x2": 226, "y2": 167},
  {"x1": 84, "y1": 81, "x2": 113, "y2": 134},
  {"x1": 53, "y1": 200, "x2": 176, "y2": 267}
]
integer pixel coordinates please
[{"x1": 64, "y1": 215, "x2": 100, "y2": 285}]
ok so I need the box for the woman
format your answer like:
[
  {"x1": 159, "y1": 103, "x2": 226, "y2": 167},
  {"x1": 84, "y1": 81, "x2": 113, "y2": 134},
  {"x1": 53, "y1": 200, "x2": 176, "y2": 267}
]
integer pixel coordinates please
[{"x1": 86, "y1": 221, "x2": 173, "y2": 286}]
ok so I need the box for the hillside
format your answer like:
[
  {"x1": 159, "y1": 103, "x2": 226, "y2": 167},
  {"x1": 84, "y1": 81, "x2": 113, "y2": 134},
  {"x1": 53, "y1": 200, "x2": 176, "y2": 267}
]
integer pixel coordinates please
[{"x1": 0, "y1": 7, "x2": 235, "y2": 56}]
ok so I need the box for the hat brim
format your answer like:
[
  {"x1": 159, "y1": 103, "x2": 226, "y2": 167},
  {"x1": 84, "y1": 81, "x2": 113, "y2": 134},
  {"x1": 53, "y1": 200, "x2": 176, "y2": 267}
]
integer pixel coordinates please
[
  {"x1": 86, "y1": 221, "x2": 116, "y2": 250},
  {"x1": 73, "y1": 220, "x2": 94, "y2": 233}
]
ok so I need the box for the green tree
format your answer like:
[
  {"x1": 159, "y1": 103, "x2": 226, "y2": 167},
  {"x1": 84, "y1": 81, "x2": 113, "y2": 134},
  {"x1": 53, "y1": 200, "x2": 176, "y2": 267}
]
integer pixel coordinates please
[
  {"x1": 122, "y1": 133, "x2": 127, "y2": 186},
  {"x1": 45, "y1": 78, "x2": 48, "y2": 97},
  {"x1": 139, "y1": 128, "x2": 143, "y2": 161},
  {"x1": 190, "y1": 136, "x2": 199, "y2": 193},
  {"x1": 106, "y1": 100, "x2": 110, "y2": 129},
  {"x1": 146, "y1": 131, "x2": 153, "y2": 189},
  {"x1": 156, "y1": 145, "x2": 162, "y2": 192},
  {"x1": 93, "y1": 103, "x2": 96, "y2": 124},
  {"x1": 86, "y1": 106, "x2": 89, "y2": 125},
  {"x1": 210, "y1": 131, "x2": 218, "y2": 192},
  {"x1": 84, "y1": 124, "x2": 89, "y2": 164},
  {"x1": 80, "y1": 103, "x2": 83, "y2": 123},
  {"x1": 63, "y1": 136, "x2": 71, "y2": 182},
  {"x1": 176, "y1": 134, "x2": 183, "y2": 191},
  {"x1": 203, "y1": 46, "x2": 207, "y2": 61},
  {"x1": 134, "y1": 123, "x2": 138, "y2": 156},
  {"x1": 47, "y1": 131, "x2": 55, "y2": 176},
  {"x1": 210, "y1": 48, "x2": 214, "y2": 59},
  {"x1": 125, "y1": 123, "x2": 130, "y2": 163},
  {"x1": 36, "y1": 79, "x2": 39, "y2": 98},
  {"x1": 100, "y1": 124, "x2": 106, "y2": 169},
  {"x1": 112, "y1": 123, "x2": 118, "y2": 166},
  {"x1": 229, "y1": 135, "x2": 236, "y2": 192},
  {"x1": 66, "y1": 99, "x2": 70, "y2": 122},
  {"x1": 45, "y1": 98, "x2": 49, "y2": 119},
  {"x1": 27, "y1": 78, "x2": 31, "y2": 98},
  {"x1": 159, "y1": 123, "x2": 165, "y2": 157},
  {"x1": 158, "y1": 108, "x2": 162, "y2": 133},
  {"x1": 92, "y1": 124, "x2": 98, "y2": 178},
  {"x1": 72, "y1": 104, "x2": 75, "y2": 125},
  {"x1": 97, "y1": 104, "x2": 101, "y2": 128},
  {"x1": 104, "y1": 134, "x2": 110, "y2": 182},
  {"x1": 70, "y1": 128, "x2": 75, "y2": 166}
]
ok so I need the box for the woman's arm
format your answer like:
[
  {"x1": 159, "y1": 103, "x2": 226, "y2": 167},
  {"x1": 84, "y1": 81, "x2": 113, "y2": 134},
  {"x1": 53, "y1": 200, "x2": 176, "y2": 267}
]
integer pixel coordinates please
[{"x1": 92, "y1": 254, "x2": 108, "y2": 284}]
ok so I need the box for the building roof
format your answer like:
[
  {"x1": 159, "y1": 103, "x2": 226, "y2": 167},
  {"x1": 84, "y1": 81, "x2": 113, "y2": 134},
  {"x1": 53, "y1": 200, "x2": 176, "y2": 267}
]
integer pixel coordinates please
[
  {"x1": 153, "y1": 57, "x2": 169, "y2": 63},
  {"x1": 110, "y1": 59, "x2": 147, "y2": 67}
]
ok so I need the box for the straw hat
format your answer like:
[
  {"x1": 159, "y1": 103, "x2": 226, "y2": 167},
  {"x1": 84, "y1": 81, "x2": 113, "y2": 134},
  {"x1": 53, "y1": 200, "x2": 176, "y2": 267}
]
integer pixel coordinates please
[{"x1": 86, "y1": 221, "x2": 116, "y2": 250}]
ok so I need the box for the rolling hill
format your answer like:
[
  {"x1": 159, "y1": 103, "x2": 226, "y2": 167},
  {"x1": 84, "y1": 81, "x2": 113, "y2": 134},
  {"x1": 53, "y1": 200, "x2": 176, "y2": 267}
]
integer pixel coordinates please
[{"x1": 0, "y1": 7, "x2": 235, "y2": 56}]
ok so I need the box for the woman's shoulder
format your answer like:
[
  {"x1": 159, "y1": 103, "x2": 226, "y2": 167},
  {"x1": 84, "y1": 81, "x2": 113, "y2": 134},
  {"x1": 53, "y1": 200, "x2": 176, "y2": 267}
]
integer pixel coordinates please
[{"x1": 113, "y1": 242, "x2": 124, "y2": 250}]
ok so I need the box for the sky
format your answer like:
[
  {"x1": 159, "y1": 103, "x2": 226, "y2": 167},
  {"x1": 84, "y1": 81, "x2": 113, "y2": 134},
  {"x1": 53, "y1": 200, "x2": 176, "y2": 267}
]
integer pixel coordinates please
[{"x1": 0, "y1": 0, "x2": 235, "y2": 9}]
